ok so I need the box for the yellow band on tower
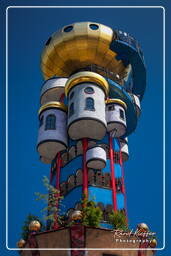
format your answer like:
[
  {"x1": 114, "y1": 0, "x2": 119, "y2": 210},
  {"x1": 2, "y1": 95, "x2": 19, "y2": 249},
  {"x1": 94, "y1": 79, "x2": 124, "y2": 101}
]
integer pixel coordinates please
[
  {"x1": 106, "y1": 98, "x2": 127, "y2": 110},
  {"x1": 65, "y1": 71, "x2": 109, "y2": 97},
  {"x1": 38, "y1": 101, "x2": 67, "y2": 116}
]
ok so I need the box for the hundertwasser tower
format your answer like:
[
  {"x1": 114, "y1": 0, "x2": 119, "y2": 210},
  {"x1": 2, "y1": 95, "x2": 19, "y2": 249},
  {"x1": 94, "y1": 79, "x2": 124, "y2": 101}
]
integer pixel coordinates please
[{"x1": 19, "y1": 22, "x2": 157, "y2": 256}]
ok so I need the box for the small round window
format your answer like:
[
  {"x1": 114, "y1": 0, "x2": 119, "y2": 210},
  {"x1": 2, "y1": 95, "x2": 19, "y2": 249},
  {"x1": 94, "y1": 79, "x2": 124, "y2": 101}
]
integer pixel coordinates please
[
  {"x1": 63, "y1": 25, "x2": 73, "y2": 32},
  {"x1": 70, "y1": 91, "x2": 74, "y2": 100},
  {"x1": 84, "y1": 87, "x2": 94, "y2": 94},
  {"x1": 89, "y1": 24, "x2": 99, "y2": 30}
]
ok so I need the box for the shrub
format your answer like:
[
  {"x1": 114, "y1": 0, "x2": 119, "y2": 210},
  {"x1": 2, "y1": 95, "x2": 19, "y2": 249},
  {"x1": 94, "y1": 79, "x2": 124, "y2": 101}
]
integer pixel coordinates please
[
  {"x1": 109, "y1": 210, "x2": 127, "y2": 230},
  {"x1": 82, "y1": 198, "x2": 103, "y2": 227}
]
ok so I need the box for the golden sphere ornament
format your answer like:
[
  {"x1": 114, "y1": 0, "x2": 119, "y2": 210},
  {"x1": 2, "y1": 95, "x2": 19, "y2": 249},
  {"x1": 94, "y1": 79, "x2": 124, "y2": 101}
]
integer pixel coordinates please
[
  {"x1": 71, "y1": 210, "x2": 82, "y2": 221},
  {"x1": 29, "y1": 220, "x2": 41, "y2": 231},
  {"x1": 137, "y1": 223, "x2": 149, "y2": 232},
  {"x1": 149, "y1": 239, "x2": 157, "y2": 248},
  {"x1": 17, "y1": 239, "x2": 26, "y2": 248}
]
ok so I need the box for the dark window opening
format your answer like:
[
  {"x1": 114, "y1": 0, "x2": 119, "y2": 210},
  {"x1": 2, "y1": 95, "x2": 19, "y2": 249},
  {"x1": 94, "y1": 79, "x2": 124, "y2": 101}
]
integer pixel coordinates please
[
  {"x1": 70, "y1": 91, "x2": 74, "y2": 100},
  {"x1": 120, "y1": 109, "x2": 125, "y2": 120},
  {"x1": 108, "y1": 104, "x2": 115, "y2": 111},
  {"x1": 39, "y1": 116, "x2": 44, "y2": 127},
  {"x1": 85, "y1": 97, "x2": 95, "y2": 111},
  {"x1": 84, "y1": 87, "x2": 94, "y2": 94},
  {"x1": 89, "y1": 24, "x2": 99, "y2": 30},
  {"x1": 69, "y1": 103, "x2": 74, "y2": 117},
  {"x1": 64, "y1": 25, "x2": 73, "y2": 32},
  {"x1": 45, "y1": 114, "x2": 56, "y2": 130}
]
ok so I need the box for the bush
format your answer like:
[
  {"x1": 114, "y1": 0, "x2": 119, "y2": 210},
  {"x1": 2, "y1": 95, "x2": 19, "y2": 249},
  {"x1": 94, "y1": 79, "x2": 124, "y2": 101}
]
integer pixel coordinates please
[
  {"x1": 109, "y1": 210, "x2": 127, "y2": 230},
  {"x1": 82, "y1": 198, "x2": 103, "y2": 227},
  {"x1": 35, "y1": 176, "x2": 63, "y2": 229}
]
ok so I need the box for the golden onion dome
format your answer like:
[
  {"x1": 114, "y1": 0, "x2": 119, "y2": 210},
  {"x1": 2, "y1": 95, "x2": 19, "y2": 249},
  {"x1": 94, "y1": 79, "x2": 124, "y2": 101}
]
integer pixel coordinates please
[
  {"x1": 29, "y1": 220, "x2": 41, "y2": 232},
  {"x1": 106, "y1": 98, "x2": 127, "y2": 110},
  {"x1": 65, "y1": 71, "x2": 109, "y2": 97},
  {"x1": 149, "y1": 239, "x2": 157, "y2": 248},
  {"x1": 41, "y1": 22, "x2": 128, "y2": 80},
  {"x1": 137, "y1": 223, "x2": 149, "y2": 232},
  {"x1": 38, "y1": 101, "x2": 67, "y2": 116},
  {"x1": 71, "y1": 210, "x2": 82, "y2": 221},
  {"x1": 17, "y1": 239, "x2": 26, "y2": 248}
]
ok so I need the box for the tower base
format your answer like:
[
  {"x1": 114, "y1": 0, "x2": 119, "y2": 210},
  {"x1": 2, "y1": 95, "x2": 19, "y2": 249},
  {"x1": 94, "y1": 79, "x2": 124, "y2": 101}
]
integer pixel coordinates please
[{"x1": 20, "y1": 225, "x2": 155, "y2": 256}]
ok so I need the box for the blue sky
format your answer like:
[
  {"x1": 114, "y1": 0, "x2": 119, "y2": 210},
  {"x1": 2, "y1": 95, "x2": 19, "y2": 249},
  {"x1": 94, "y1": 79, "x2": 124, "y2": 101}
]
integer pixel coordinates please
[{"x1": 0, "y1": 0, "x2": 170, "y2": 255}]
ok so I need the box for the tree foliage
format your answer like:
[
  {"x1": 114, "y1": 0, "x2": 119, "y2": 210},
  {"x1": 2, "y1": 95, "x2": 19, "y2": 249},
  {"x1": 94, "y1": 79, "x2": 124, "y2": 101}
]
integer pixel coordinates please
[
  {"x1": 82, "y1": 198, "x2": 103, "y2": 227},
  {"x1": 109, "y1": 210, "x2": 127, "y2": 230},
  {"x1": 35, "y1": 176, "x2": 63, "y2": 228}
]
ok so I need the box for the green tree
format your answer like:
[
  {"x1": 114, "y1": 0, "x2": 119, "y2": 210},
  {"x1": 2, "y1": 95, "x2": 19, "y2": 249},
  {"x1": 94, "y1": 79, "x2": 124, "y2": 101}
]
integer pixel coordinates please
[
  {"x1": 21, "y1": 214, "x2": 44, "y2": 241},
  {"x1": 109, "y1": 210, "x2": 127, "y2": 230},
  {"x1": 82, "y1": 198, "x2": 103, "y2": 227},
  {"x1": 35, "y1": 176, "x2": 63, "y2": 228}
]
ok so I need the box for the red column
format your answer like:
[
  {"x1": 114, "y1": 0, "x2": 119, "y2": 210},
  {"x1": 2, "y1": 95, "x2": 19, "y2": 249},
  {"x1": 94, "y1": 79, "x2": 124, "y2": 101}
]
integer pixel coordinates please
[
  {"x1": 119, "y1": 142, "x2": 128, "y2": 224},
  {"x1": 109, "y1": 134, "x2": 117, "y2": 212},
  {"x1": 53, "y1": 152, "x2": 61, "y2": 230},
  {"x1": 82, "y1": 138, "x2": 88, "y2": 200}
]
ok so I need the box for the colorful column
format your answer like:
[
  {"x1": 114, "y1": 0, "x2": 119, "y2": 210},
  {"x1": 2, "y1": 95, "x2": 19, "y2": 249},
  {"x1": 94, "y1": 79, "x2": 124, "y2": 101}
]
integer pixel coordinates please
[
  {"x1": 82, "y1": 138, "x2": 88, "y2": 200},
  {"x1": 109, "y1": 134, "x2": 117, "y2": 212}
]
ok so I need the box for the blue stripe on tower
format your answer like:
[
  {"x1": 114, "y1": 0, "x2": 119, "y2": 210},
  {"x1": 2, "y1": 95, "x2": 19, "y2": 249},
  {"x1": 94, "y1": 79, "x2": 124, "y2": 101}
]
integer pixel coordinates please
[
  {"x1": 97, "y1": 134, "x2": 108, "y2": 144},
  {"x1": 103, "y1": 160, "x2": 122, "y2": 177},
  {"x1": 59, "y1": 186, "x2": 82, "y2": 215},
  {"x1": 102, "y1": 159, "x2": 110, "y2": 173},
  {"x1": 115, "y1": 164, "x2": 122, "y2": 178},
  {"x1": 113, "y1": 138, "x2": 120, "y2": 151},
  {"x1": 60, "y1": 156, "x2": 82, "y2": 183},
  {"x1": 88, "y1": 187, "x2": 113, "y2": 206},
  {"x1": 116, "y1": 193, "x2": 124, "y2": 210}
]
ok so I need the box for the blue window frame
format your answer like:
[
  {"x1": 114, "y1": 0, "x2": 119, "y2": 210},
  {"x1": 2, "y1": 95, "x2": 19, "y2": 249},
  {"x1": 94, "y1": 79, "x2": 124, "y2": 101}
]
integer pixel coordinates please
[
  {"x1": 45, "y1": 114, "x2": 56, "y2": 130},
  {"x1": 85, "y1": 97, "x2": 95, "y2": 111}
]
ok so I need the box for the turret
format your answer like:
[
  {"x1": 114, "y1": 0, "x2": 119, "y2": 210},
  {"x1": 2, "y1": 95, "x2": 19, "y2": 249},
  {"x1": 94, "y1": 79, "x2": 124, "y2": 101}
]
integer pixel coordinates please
[
  {"x1": 105, "y1": 98, "x2": 127, "y2": 137},
  {"x1": 37, "y1": 102, "x2": 68, "y2": 162},
  {"x1": 40, "y1": 78, "x2": 67, "y2": 105},
  {"x1": 65, "y1": 71, "x2": 109, "y2": 140},
  {"x1": 119, "y1": 137, "x2": 129, "y2": 162},
  {"x1": 86, "y1": 146, "x2": 106, "y2": 169},
  {"x1": 129, "y1": 93, "x2": 141, "y2": 118}
]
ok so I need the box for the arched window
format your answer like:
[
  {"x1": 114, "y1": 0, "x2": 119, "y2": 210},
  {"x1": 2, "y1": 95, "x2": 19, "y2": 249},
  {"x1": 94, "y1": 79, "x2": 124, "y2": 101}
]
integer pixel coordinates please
[
  {"x1": 119, "y1": 109, "x2": 125, "y2": 120},
  {"x1": 45, "y1": 114, "x2": 56, "y2": 130},
  {"x1": 85, "y1": 97, "x2": 95, "y2": 111},
  {"x1": 69, "y1": 102, "x2": 74, "y2": 117},
  {"x1": 70, "y1": 91, "x2": 74, "y2": 100},
  {"x1": 108, "y1": 104, "x2": 115, "y2": 111}
]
